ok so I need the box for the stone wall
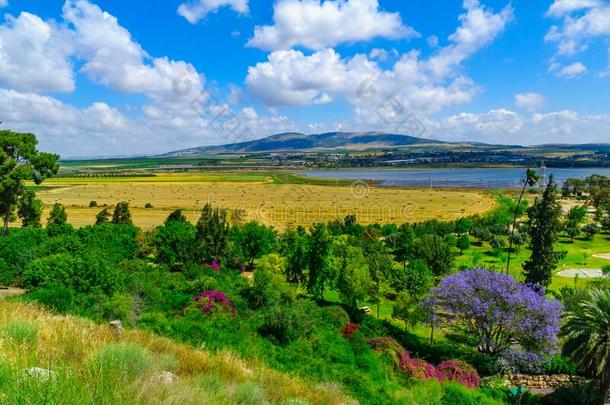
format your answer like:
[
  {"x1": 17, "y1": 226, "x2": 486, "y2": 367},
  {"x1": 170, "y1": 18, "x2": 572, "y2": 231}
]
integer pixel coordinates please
[{"x1": 505, "y1": 374, "x2": 586, "y2": 393}]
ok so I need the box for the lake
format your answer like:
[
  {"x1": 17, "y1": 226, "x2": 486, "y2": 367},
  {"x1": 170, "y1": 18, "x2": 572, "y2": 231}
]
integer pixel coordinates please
[{"x1": 298, "y1": 168, "x2": 610, "y2": 189}]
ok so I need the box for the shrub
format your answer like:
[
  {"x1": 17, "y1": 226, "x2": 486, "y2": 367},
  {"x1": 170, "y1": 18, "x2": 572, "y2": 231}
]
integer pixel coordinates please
[
  {"x1": 1, "y1": 321, "x2": 38, "y2": 346},
  {"x1": 437, "y1": 360, "x2": 481, "y2": 388},
  {"x1": 99, "y1": 293, "x2": 135, "y2": 323},
  {"x1": 28, "y1": 285, "x2": 74, "y2": 313},
  {"x1": 195, "y1": 290, "x2": 237, "y2": 317},
  {"x1": 341, "y1": 323, "x2": 360, "y2": 339},
  {"x1": 89, "y1": 201, "x2": 98, "y2": 208},
  {"x1": 89, "y1": 344, "x2": 151, "y2": 382},
  {"x1": 144, "y1": 203, "x2": 154, "y2": 209},
  {"x1": 544, "y1": 355, "x2": 579, "y2": 375},
  {"x1": 258, "y1": 305, "x2": 314, "y2": 345},
  {"x1": 233, "y1": 382, "x2": 266, "y2": 404},
  {"x1": 317, "y1": 305, "x2": 350, "y2": 329}
]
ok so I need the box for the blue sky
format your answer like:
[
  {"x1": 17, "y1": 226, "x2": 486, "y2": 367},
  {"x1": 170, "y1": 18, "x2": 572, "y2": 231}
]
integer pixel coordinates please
[{"x1": 1, "y1": 0, "x2": 610, "y2": 157}]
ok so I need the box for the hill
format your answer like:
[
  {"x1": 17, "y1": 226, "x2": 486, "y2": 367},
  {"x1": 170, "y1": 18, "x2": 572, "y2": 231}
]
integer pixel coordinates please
[
  {"x1": 0, "y1": 301, "x2": 350, "y2": 404},
  {"x1": 163, "y1": 131, "x2": 451, "y2": 156}
]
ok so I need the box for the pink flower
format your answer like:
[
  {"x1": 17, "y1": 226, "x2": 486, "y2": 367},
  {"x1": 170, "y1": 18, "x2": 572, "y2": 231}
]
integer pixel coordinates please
[{"x1": 195, "y1": 290, "x2": 237, "y2": 317}]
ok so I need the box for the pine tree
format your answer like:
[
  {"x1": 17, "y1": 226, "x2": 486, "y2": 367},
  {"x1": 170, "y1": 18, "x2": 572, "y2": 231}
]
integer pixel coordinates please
[
  {"x1": 523, "y1": 176, "x2": 566, "y2": 286},
  {"x1": 195, "y1": 203, "x2": 230, "y2": 263},
  {"x1": 17, "y1": 190, "x2": 42, "y2": 228}
]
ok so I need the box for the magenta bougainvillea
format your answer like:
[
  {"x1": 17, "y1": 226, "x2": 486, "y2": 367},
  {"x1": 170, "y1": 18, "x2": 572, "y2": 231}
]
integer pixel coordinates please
[
  {"x1": 368, "y1": 338, "x2": 481, "y2": 388},
  {"x1": 195, "y1": 290, "x2": 237, "y2": 317},
  {"x1": 207, "y1": 261, "x2": 220, "y2": 272},
  {"x1": 341, "y1": 323, "x2": 360, "y2": 339},
  {"x1": 399, "y1": 352, "x2": 481, "y2": 388}
]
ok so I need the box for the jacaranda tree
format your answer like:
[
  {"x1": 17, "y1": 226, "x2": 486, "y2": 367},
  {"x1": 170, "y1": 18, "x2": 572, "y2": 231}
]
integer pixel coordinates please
[{"x1": 422, "y1": 269, "x2": 562, "y2": 356}]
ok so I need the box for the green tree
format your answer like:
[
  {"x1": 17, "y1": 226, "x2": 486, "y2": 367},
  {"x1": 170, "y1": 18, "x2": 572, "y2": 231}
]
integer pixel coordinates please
[
  {"x1": 506, "y1": 168, "x2": 539, "y2": 274},
  {"x1": 47, "y1": 203, "x2": 67, "y2": 226},
  {"x1": 164, "y1": 209, "x2": 187, "y2": 225},
  {"x1": 281, "y1": 227, "x2": 309, "y2": 284},
  {"x1": 393, "y1": 292, "x2": 423, "y2": 330},
  {"x1": 565, "y1": 205, "x2": 588, "y2": 242},
  {"x1": 392, "y1": 225, "x2": 414, "y2": 269},
  {"x1": 95, "y1": 207, "x2": 111, "y2": 225},
  {"x1": 17, "y1": 190, "x2": 42, "y2": 228},
  {"x1": 195, "y1": 203, "x2": 230, "y2": 263},
  {"x1": 456, "y1": 234, "x2": 471, "y2": 255},
  {"x1": 561, "y1": 289, "x2": 610, "y2": 403},
  {"x1": 334, "y1": 242, "x2": 370, "y2": 311},
  {"x1": 112, "y1": 202, "x2": 133, "y2": 225},
  {"x1": 0, "y1": 131, "x2": 59, "y2": 235},
  {"x1": 582, "y1": 223, "x2": 599, "y2": 241},
  {"x1": 455, "y1": 217, "x2": 473, "y2": 235},
  {"x1": 153, "y1": 221, "x2": 197, "y2": 270},
  {"x1": 231, "y1": 221, "x2": 276, "y2": 268},
  {"x1": 413, "y1": 234, "x2": 455, "y2": 276},
  {"x1": 363, "y1": 237, "x2": 393, "y2": 317},
  {"x1": 307, "y1": 223, "x2": 333, "y2": 300},
  {"x1": 523, "y1": 177, "x2": 566, "y2": 286}
]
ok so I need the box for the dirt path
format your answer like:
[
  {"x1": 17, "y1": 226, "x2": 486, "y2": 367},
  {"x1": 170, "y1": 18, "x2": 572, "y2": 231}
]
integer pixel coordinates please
[
  {"x1": 557, "y1": 269, "x2": 604, "y2": 278},
  {"x1": 0, "y1": 287, "x2": 26, "y2": 300},
  {"x1": 593, "y1": 253, "x2": 610, "y2": 260}
]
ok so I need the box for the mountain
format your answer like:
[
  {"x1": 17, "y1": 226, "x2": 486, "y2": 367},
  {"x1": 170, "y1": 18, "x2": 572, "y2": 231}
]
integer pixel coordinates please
[{"x1": 162, "y1": 131, "x2": 450, "y2": 156}]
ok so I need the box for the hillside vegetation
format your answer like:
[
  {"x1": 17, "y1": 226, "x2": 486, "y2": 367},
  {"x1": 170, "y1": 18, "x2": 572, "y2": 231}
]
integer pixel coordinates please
[{"x1": 0, "y1": 301, "x2": 351, "y2": 404}]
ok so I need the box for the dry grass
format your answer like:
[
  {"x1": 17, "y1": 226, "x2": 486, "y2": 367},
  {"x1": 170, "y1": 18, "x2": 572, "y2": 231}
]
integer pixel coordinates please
[
  {"x1": 35, "y1": 175, "x2": 495, "y2": 230},
  {"x1": 0, "y1": 301, "x2": 351, "y2": 404}
]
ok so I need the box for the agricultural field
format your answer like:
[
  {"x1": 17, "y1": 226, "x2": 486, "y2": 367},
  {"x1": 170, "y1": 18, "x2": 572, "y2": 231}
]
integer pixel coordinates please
[{"x1": 33, "y1": 172, "x2": 496, "y2": 230}]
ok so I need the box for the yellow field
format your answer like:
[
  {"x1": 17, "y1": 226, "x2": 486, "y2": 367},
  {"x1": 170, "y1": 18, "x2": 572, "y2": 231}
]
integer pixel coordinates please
[{"x1": 36, "y1": 173, "x2": 496, "y2": 230}]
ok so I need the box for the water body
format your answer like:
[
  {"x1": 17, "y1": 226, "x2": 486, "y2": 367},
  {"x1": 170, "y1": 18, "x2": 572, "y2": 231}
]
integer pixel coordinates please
[{"x1": 298, "y1": 168, "x2": 610, "y2": 189}]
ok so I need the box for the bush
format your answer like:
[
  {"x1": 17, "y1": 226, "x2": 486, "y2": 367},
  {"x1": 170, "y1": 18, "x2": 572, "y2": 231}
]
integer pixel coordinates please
[
  {"x1": 544, "y1": 355, "x2": 579, "y2": 375},
  {"x1": 144, "y1": 203, "x2": 154, "y2": 209},
  {"x1": 99, "y1": 293, "x2": 135, "y2": 323},
  {"x1": 89, "y1": 344, "x2": 152, "y2": 382},
  {"x1": 89, "y1": 201, "x2": 98, "y2": 208},
  {"x1": 1, "y1": 321, "x2": 38, "y2": 346},
  {"x1": 28, "y1": 285, "x2": 74, "y2": 313},
  {"x1": 258, "y1": 305, "x2": 314, "y2": 345}
]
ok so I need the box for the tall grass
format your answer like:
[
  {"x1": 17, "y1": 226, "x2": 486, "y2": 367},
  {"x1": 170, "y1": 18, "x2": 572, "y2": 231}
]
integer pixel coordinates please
[{"x1": 0, "y1": 302, "x2": 350, "y2": 404}]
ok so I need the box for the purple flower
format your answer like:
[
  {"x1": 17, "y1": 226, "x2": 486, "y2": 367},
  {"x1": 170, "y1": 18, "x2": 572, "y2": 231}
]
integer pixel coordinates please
[
  {"x1": 195, "y1": 290, "x2": 237, "y2": 317},
  {"x1": 422, "y1": 269, "x2": 562, "y2": 356}
]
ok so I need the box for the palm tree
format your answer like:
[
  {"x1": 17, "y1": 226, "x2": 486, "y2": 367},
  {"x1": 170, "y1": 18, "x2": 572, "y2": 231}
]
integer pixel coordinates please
[
  {"x1": 506, "y1": 168, "x2": 539, "y2": 274},
  {"x1": 561, "y1": 289, "x2": 610, "y2": 404}
]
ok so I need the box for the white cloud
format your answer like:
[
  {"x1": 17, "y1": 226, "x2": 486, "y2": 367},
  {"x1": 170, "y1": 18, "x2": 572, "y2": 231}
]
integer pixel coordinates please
[
  {"x1": 0, "y1": 12, "x2": 74, "y2": 92},
  {"x1": 515, "y1": 92, "x2": 545, "y2": 112},
  {"x1": 545, "y1": 0, "x2": 610, "y2": 56},
  {"x1": 0, "y1": 1, "x2": 8, "y2": 8},
  {"x1": 546, "y1": 0, "x2": 601, "y2": 17},
  {"x1": 247, "y1": 0, "x2": 417, "y2": 51},
  {"x1": 247, "y1": 0, "x2": 513, "y2": 125},
  {"x1": 177, "y1": 0, "x2": 248, "y2": 24},
  {"x1": 427, "y1": 35, "x2": 439, "y2": 48},
  {"x1": 63, "y1": 0, "x2": 204, "y2": 104},
  {"x1": 433, "y1": 108, "x2": 610, "y2": 145},
  {"x1": 553, "y1": 61, "x2": 588, "y2": 78}
]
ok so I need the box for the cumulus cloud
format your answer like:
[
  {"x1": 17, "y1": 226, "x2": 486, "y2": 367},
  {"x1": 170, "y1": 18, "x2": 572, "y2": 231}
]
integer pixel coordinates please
[
  {"x1": 515, "y1": 92, "x2": 545, "y2": 112},
  {"x1": 433, "y1": 108, "x2": 610, "y2": 145},
  {"x1": 545, "y1": 0, "x2": 610, "y2": 59},
  {"x1": 63, "y1": 0, "x2": 204, "y2": 104},
  {"x1": 552, "y1": 61, "x2": 588, "y2": 78},
  {"x1": 247, "y1": 0, "x2": 417, "y2": 51},
  {"x1": 0, "y1": 12, "x2": 74, "y2": 92},
  {"x1": 247, "y1": 0, "x2": 513, "y2": 126},
  {"x1": 177, "y1": 0, "x2": 248, "y2": 24}
]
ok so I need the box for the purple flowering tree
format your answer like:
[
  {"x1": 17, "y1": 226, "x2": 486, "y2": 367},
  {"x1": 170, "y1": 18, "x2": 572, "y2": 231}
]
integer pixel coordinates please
[
  {"x1": 195, "y1": 290, "x2": 237, "y2": 317},
  {"x1": 422, "y1": 269, "x2": 562, "y2": 356}
]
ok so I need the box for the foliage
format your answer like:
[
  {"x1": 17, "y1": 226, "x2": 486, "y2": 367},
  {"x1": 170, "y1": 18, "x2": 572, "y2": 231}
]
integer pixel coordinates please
[
  {"x1": 0, "y1": 130, "x2": 59, "y2": 236},
  {"x1": 196, "y1": 203, "x2": 230, "y2": 263},
  {"x1": 561, "y1": 289, "x2": 610, "y2": 400},
  {"x1": 423, "y1": 269, "x2": 562, "y2": 356},
  {"x1": 307, "y1": 223, "x2": 333, "y2": 300},
  {"x1": 153, "y1": 221, "x2": 197, "y2": 270},
  {"x1": 164, "y1": 209, "x2": 187, "y2": 225},
  {"x1": 231, "y1": 221, "x2": 276, "y2": 268},
  {"x1": 17, "y1": 190, "x2": 42, "y2": 228},
  {"x1": 95, "y1": 207, "x2": 111, "y2": 224},
  {"x1": 333, "y1": 240, "x2": 370, "y2": 310},
  {"x1": 523, "y1": 177, "x2": 566, "y2": 286},
  {"x1": 413, "y1": 234, "x2": 455, "y2": 276},
  {"x1": 112, "y1": 202, "x2": 133, "y2": 225},
  {"x1": 1, "y1": 320, "x2": 38, "y2": 346},
  {"x1": 195, "y1": 290, "x2": 237, "y2": 317},
  {"x1": 47, "y1": 203, "x2": 68, "y2": 226},
  {"x1": 280, "y1": 227, "x2": 309, "y2": 284}
]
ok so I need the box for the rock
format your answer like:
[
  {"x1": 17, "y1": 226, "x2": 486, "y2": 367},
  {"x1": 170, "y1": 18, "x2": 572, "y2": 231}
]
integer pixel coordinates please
[
  {"x1": 150, "y1": 371, "x2": 178, "y2": 385},
  {"x1": 22, "y1": 367, "x2": 57, "y2": 382},
  {"x1": 109, "y1": 320, "x2": 123, "y2": 334}
]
